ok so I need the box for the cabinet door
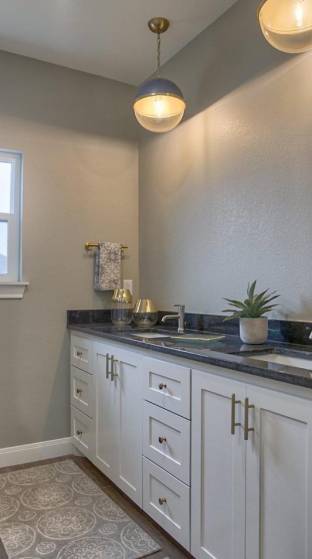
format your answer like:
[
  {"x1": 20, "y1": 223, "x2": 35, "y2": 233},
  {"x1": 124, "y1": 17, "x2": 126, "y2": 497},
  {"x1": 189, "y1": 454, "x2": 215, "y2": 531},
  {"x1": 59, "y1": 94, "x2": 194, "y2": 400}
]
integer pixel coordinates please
[
  {"x1": 245, "y1": 386, "x2": 312, "y2": 559},
  {"x1": 94, "y1": 342, "x2": 143, "y2": 507},
  {"x1": 94, "y1": 342, "x2": 119, "y2": 483},
  {"x1": 191, "y1": 369, "x2": 246, "y2": 559},
  {"x1": 115, "y1": 346, "x2": 143, "y2": 507}
]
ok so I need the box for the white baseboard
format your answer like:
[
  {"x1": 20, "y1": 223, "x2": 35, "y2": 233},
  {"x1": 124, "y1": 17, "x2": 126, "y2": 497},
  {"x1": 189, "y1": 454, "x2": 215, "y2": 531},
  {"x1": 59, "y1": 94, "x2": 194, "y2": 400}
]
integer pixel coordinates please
[{"x1": 0, "y1": 437, "x2": 79, "y2": 468}]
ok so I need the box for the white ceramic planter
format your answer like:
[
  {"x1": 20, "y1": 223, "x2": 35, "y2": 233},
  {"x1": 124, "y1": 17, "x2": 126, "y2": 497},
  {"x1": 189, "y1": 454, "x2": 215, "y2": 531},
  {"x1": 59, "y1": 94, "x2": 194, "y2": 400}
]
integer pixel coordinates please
[{"x1": 239, "y1": 317, "x2": 268, "y2": 345}]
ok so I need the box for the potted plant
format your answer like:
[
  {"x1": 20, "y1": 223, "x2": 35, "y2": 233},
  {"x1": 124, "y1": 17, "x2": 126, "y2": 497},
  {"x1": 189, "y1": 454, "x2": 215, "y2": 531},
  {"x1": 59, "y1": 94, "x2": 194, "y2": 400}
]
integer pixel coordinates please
[{"x1": 223, "y1": 281, "x2": 280, "y2": 344}]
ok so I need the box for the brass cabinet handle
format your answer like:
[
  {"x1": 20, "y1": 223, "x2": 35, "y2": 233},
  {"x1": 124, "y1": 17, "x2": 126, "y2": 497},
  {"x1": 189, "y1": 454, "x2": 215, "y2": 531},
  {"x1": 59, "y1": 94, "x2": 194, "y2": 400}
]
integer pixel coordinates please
[
  {"x1": 158, "y1": 436, "x2": 167, "y2": 444},
  {"x1": 231, "y1": 393, "x2": 241, "y2": 435},
  {"x1": 158, "y1": 383, "x2": 167, "y2": 390},
  {"x1": 158, "y1": 497, "x2": 167, "y2": 505},
  {"x1": 76, "y1": 388, "x2": 83, "y2": 396},
  {"x1": 244, "y1": 398, "x2": 255, "y2": 441},
  {"x1": 76, "y1": 350, "x2": 83, "y2": 358},
  {"x1": 76, "y1": 430, "x2": 83, "y2": 437}
]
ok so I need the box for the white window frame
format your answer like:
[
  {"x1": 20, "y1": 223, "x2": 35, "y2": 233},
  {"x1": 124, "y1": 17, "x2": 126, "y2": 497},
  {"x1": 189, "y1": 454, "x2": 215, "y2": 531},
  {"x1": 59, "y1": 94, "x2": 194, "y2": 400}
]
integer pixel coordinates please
[{"x1": 0, "y1": 150, "x2": 28, "y2": 299}]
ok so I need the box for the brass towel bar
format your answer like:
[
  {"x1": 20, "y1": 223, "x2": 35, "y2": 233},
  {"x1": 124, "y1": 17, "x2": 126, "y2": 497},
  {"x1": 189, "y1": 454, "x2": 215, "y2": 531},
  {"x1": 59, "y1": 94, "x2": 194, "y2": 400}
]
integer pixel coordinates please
[{"x1": 84, "y1": 242, "x2": 128, "y2": 251}]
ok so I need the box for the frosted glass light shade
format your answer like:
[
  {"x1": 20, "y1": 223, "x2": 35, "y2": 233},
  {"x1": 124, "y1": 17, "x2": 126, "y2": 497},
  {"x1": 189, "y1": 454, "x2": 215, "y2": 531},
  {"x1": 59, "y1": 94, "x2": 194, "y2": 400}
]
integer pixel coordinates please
[
  {"x1": 133, "y1": 78, "x2": 186, "y2": 133},
  {"x1": 258, "y1": 0, "x2": 312, "y2": 53}
]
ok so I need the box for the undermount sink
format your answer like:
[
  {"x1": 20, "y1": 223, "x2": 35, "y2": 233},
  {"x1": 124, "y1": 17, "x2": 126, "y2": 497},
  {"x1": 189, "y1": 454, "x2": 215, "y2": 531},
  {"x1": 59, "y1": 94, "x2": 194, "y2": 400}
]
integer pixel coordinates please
[
  {"x1": 167, "y1": 335, "x2": 225, "y2": 347},
  {"x1": 131, "y1": 332, "x2": 171, "y2": 339},
  {"x1": 163, "y1": 335, "x2": 226, "y2": 349},
  {"x1": 249, "y1": 352, "x2": 312, "y2": 371},
  {"x1": 132, "y1": 332, "x2": 225, "y2": 345},
  {"x1": 169, "y1": 334, "x2": 224, "y2": 341}
]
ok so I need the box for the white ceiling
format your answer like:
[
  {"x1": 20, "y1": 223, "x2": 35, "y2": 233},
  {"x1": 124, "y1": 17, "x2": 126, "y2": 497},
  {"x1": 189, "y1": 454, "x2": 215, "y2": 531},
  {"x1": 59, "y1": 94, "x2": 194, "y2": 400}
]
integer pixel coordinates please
[{"x1": 0, "y1": 0, "x2": 237, "y2": 85}]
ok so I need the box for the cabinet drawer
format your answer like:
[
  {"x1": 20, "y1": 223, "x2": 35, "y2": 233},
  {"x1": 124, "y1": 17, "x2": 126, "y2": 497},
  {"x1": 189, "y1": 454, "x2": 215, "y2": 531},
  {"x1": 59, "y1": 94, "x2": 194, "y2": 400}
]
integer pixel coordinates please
[
  {"x1": 143, "y1": 357, "x2": 191, "y2": 418},
  {"x1": 71, "y1": 334, "x2": 93, "y2": 373},
  {"x1": 143, "y1": 402, "x2": 190, "y2": 484},
  {"x1": 143, "y1": 457, "x2": 190, "y2": 550},
  {"x1": 71, "y1": 366, "x2": 95, "y2": 418},
  {"x1": 71, "y1": 407, "x2": 94, "y2": 458}
]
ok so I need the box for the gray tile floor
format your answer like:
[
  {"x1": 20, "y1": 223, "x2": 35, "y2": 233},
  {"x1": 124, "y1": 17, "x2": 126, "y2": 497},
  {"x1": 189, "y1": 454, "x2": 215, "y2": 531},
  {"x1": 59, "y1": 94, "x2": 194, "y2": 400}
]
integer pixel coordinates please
[{"x1": 0, "y1": 456, "x2": 191, "y2": 559}]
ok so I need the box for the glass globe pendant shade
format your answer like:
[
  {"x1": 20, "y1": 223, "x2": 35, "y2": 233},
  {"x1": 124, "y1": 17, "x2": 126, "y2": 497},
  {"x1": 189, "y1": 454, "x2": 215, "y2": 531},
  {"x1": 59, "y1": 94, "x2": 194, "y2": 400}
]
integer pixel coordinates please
[
  {"x1": 258, "y1": 0, "x2": 312, "y2": 53},
  {"x1": 133, "y1": 77, "x2": 186, "y2": 133}
]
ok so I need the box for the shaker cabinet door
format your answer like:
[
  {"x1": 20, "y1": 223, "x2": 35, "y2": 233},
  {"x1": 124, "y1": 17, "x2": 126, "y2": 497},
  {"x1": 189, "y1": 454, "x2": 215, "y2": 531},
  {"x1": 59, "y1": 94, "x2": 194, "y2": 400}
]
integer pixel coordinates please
[
  {"x1": 115, "y1": 346, "x2": 143, "y2": 507},
  {"x1": 94, "y1": 341, "x2": 143, "y2": 507},
  {"x1": 191, "y1": 368, "x2": 246, "y2": 559},
  {"x1": 245, "y1": 386, "x2": 312, "y2": 559},
  {"x1": 94, "y1": 342, "x2": 119, "y2": 483}
]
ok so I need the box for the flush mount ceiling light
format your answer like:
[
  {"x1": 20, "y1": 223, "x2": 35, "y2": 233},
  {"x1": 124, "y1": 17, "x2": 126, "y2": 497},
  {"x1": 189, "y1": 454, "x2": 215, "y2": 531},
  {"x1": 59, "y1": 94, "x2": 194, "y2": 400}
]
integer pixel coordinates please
[
  {"x1": 133, "y1": 17, "x2": 186, "y2": 133},
  {"x1": 258, "y1": 0, "x2": 312, "y2": 53}
]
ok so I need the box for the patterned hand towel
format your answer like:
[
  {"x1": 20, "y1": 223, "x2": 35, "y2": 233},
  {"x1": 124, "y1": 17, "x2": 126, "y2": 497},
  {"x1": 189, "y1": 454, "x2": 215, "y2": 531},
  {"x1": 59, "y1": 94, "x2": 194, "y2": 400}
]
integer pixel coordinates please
[{"x1": 94, "y1": 242, "x2": 122, "y2": 291}]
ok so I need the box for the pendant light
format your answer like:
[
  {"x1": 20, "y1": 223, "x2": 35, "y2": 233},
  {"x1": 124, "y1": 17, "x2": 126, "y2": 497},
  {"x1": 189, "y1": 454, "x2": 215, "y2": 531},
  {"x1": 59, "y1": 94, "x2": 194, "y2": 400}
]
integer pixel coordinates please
[
  {"x1": 258, "y1": 0, "x2": 312, "y2": 53},
  {"x1": 133, "y1": 17, "x2": 186, "y2": 133}
]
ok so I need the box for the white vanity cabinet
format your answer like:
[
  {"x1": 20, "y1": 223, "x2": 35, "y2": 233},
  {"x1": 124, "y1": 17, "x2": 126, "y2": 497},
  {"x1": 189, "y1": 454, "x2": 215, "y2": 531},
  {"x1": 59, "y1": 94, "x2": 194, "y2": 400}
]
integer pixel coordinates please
[
  {"x1": 93, "y1": 340, "x2": 143, "y2": 507},
  {"x1": 191, "y1": 367, "x2": 312, "y2": 559},
  {"x1": 70, "y1": 331, "x2": 312, "y2": 559}
]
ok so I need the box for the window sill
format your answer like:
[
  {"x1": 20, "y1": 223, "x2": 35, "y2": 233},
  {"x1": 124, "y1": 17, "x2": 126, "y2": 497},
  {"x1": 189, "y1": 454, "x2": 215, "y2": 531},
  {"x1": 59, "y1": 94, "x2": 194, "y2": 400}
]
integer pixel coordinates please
[{"x1": 0, "y1": 282, "x2": 29, "y2": 299}]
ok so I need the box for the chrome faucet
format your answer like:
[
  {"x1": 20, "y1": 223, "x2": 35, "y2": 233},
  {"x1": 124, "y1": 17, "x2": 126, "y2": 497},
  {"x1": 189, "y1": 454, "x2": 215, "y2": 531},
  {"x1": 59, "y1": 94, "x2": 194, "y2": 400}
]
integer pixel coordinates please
[{"x1": 161, "y1": 305, "x2": 185, "y2": 334}]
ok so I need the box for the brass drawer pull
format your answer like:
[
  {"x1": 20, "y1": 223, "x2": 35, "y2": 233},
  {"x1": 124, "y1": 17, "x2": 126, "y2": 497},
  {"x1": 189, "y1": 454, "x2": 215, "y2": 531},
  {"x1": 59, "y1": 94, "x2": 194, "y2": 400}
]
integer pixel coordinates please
[
  {"x1": 158, "y1": 497, "x2": 167, "y2": 505},
  {"x1": 76, "y1": 430, "x2": 83, "y2": 437},
  {"x1": 231, "y1": 394, "x2": 241, "y2": 435},
  {"x1": 158, "y1": 436, "x2": 167, "y2": 444},
  {"x1": 244, "y1": 398, "x2": 255, "y2": 441},
  {"x1": 158, "y1": 383, "x2": 167, "y2": 390}
]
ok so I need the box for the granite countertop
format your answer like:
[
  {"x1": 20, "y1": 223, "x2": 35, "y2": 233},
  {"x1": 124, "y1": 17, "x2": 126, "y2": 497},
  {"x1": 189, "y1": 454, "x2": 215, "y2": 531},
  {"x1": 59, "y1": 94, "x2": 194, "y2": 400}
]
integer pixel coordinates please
[{"x1": 68, "y1": 322, "x2": 312, "y2": 389}]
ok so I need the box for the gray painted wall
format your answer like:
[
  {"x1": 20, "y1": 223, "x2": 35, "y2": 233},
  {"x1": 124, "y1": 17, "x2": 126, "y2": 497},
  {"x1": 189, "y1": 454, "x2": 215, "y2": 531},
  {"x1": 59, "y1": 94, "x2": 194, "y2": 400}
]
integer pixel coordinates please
[
  {"x1": 139, "y1": 0, "x2": 312, "y2": 320},
  {"x1": 0, "y1": 51, "x2": 138, "y2": 447}
]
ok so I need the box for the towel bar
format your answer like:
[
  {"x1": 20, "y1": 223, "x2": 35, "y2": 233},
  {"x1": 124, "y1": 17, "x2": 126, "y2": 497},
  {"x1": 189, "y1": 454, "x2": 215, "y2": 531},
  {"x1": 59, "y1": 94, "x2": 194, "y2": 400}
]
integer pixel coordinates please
[{"x1": 84, "y1": 242, "x2": 128, "y2": 251}]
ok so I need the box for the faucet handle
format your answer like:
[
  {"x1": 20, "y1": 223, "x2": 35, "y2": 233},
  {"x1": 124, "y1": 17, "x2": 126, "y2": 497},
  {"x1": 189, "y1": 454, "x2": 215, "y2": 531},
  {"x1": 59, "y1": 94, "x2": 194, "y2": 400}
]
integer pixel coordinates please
[{"x1": 173, "y1": 304, "x2": 185, "y2": 335}]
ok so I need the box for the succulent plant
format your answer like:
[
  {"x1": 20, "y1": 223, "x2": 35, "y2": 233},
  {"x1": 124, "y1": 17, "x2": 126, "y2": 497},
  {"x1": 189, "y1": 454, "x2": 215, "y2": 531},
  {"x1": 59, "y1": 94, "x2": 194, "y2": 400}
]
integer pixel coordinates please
[{"x1": 223, "y1": 280, "x2": 279, "y2": 321}]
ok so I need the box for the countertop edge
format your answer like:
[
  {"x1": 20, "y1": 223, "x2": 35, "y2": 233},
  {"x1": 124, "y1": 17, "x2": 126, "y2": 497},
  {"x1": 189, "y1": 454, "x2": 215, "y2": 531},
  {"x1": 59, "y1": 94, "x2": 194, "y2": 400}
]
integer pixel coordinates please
[{"x1": 68, "y1": 324, "x2": 312, "y2": 390}]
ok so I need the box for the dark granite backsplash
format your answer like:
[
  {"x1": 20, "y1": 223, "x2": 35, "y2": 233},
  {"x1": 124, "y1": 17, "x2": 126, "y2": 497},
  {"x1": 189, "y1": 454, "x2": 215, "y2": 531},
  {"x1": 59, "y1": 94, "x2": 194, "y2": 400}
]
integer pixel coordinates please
[
  {"x1": 179, "y1": 313, "x2": 312, "y2": 345},
  {"x1": 67, "y1": 309, "x2": 312, "y2": 346},
  {"x1": 67, "y1": 309, "x2": 111, "y2": 326}
]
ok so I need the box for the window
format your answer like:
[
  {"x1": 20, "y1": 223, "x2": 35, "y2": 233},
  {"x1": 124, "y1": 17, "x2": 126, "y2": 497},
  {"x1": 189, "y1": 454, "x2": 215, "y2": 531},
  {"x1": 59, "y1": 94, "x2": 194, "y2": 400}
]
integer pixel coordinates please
[{"x1": 0, "y1": 150, "x2": 27, "y2": 298}]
